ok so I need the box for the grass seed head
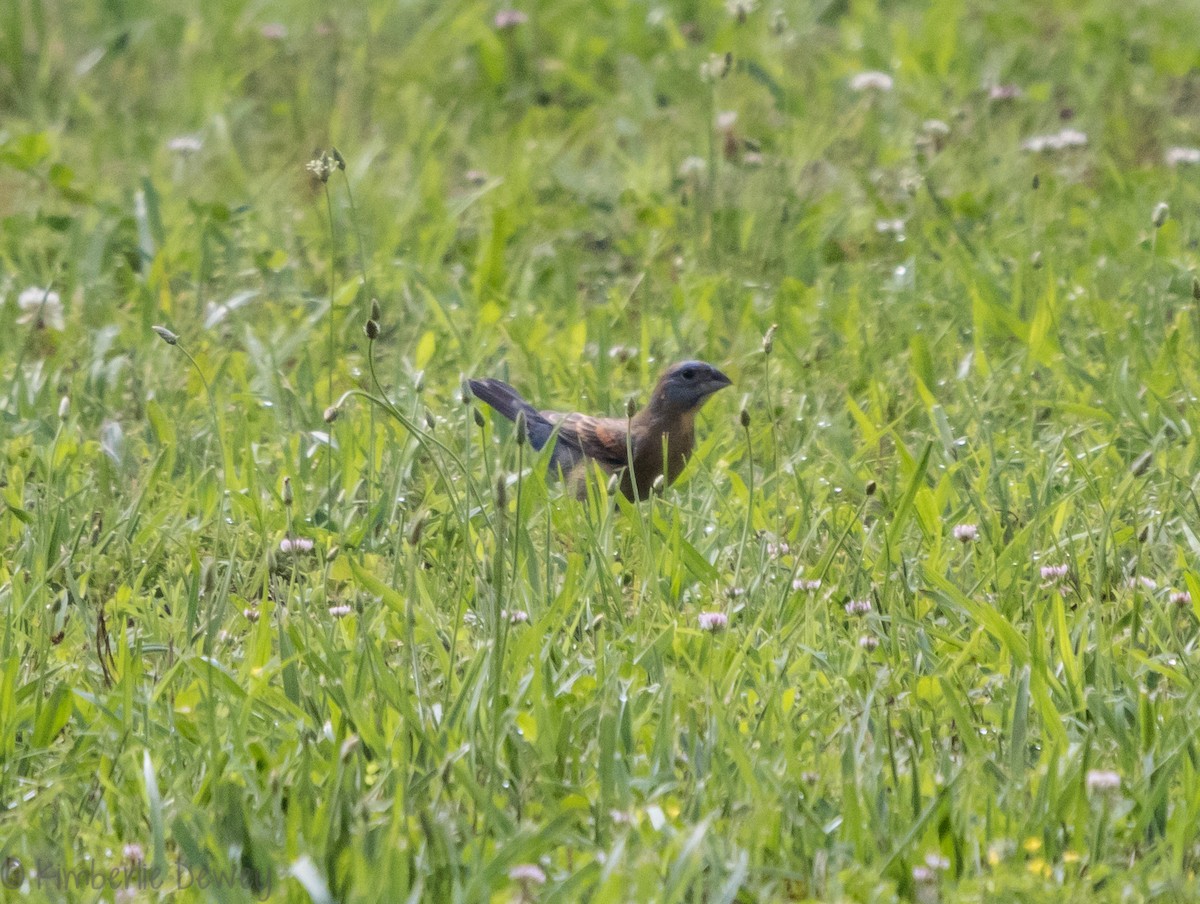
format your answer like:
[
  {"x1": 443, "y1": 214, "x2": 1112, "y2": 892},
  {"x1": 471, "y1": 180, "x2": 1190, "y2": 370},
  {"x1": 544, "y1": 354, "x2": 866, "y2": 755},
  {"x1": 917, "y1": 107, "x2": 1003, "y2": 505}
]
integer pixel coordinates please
[
  {"x1": 152, "y1": 325, "x2": 179, "y2": 345},
  {"x1": 408, "y1": 515, "x2": 425, "y2": 546},
  {"x1": 762, "y1": 323, "x2": 777, "y2": 355}
]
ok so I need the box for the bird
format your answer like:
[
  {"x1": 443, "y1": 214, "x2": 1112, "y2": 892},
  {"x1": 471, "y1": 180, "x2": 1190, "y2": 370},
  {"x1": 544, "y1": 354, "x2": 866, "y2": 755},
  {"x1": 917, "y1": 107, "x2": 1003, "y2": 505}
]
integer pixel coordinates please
[{"x1": 469, "y1": 361, "x2": 732, "y2": 500}]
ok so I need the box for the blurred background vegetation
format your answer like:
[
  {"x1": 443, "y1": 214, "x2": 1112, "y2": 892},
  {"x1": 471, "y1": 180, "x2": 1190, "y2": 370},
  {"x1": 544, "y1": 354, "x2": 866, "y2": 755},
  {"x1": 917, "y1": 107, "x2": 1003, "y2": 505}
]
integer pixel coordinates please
[{"x1": 4, "y1": 0, "x2": 1200, "y2": 901}]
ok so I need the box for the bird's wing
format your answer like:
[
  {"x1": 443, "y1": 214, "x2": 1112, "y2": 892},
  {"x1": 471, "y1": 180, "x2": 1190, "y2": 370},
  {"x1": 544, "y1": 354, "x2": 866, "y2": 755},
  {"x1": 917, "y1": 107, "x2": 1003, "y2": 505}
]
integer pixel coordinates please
[
  {"x1": 543, "y1": 412, "x2": 631, "y2": 471},
  {"x1": 469, "y1": 378, "x2": 631, "y2": 478}
]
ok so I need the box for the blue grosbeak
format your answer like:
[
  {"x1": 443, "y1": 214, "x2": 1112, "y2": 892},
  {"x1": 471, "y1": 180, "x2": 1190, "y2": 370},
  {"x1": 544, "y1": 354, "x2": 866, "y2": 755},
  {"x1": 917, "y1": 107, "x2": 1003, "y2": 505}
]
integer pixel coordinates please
[{"x1": 469, "y1": 361, "x2": 732, "y2": 500}]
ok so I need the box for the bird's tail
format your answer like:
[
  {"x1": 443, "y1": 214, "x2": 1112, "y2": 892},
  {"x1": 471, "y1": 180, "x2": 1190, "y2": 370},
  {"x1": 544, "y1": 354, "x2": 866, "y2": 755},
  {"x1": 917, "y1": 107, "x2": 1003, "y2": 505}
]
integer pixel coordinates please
[{"x1": 468, "y1": 378, "x2": 555, "y2": 450}]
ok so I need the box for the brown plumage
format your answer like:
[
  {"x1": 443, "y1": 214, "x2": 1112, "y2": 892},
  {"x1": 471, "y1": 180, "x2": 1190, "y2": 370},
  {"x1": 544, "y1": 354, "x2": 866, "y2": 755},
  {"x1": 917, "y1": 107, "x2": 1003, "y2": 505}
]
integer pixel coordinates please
[{"x1": 469, "y1": 361, "x2": 732, "y2": 500}]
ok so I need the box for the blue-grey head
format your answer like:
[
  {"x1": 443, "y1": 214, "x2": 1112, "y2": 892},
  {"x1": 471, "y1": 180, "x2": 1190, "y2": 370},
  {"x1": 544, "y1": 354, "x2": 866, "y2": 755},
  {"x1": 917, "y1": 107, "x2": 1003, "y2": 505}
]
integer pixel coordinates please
[{"x1": 649, "y1": 360, "x2": 732, "y2": 415}]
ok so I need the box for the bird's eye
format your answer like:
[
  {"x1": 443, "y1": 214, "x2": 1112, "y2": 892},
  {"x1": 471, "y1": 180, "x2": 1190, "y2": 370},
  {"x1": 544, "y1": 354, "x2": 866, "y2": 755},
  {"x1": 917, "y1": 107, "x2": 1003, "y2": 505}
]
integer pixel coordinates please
[{"x1": 681, "y1": 368, "x2": 696, "y2": 380}]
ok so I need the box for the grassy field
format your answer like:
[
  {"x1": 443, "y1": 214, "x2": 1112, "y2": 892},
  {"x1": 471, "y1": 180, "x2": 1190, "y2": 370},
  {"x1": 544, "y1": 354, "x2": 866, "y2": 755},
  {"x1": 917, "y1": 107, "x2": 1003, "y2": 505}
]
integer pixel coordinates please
[{"x1": 4, "y1": 0, "x2": 1200, "y2": 900}]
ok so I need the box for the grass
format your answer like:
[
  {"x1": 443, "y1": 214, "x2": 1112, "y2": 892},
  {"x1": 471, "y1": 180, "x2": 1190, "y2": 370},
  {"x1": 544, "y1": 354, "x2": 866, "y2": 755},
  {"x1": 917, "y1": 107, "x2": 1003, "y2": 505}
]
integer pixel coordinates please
[{"x1": 3, "y1": 0, "x2": 1200, "y2": 900}]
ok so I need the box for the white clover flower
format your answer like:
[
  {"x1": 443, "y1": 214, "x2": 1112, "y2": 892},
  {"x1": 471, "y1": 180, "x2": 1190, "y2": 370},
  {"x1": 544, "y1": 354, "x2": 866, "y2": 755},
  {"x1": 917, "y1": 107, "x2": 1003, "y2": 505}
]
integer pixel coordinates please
[
  {"x1": 1021, "y1": 128, "x2": 1088, "y2": 153},
  {"x1": 850, "y1": 71, "x2": 893, "y2": 92},
  {"x1": 1058, "y1": 129, "x2": 1088, "y2": 147},
  {"x1": 1040, "y1": 563, "x2": 1069, "y2": 583},
  {"x1": 953, "y1": 523, "x2": 979, "y2": 543},
  {"x1": 678, "y1": 156, "x2": 707, "y2": 178},
  {"x1": 16, "y1": 287, "x2": 65, "y2": 330},
  {"x1": 988, "y1": 84, "x2": 1022, "y2": 102},
  {"x1": 607, "y1": 344, "x2": 637, "y2": 363},
  {"x1": 1165, "y1": 147, "x2": 1200, "y2": 167},
  {"x1": 700, "y1": 52, "x2": 732, "y2": 81},
  {"x1": 508, "y1": 863, "x2": 546, "y2": 885},
  {"x1": 493, "y1": 9, "x2": 528, "y2": 29},
  {"x1": 698, "y1": 611, "x2": 728, "y2": 632},
  {"x1": 280, "y1": 537, "x2": 315, "y2": 554},
  {"x1": 1085, "y1": 769, "x2": 1120, "y2": 795},
  {"x1": 844, "y1": 599, "x2": 872, "y2": 616},
  {"x1": 167, "y1": 135, "x2": 203, "y2": 155},
  {"x1": 924, "y1": 853, "x2": 950, "y2": 871}
]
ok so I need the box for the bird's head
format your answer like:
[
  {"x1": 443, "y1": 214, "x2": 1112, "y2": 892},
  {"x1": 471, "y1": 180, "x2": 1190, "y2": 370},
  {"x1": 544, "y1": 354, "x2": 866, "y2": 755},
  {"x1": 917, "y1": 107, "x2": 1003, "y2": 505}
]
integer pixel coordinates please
[{"x1": 650, "y1": 360, "x2": 732, "y2": 415}]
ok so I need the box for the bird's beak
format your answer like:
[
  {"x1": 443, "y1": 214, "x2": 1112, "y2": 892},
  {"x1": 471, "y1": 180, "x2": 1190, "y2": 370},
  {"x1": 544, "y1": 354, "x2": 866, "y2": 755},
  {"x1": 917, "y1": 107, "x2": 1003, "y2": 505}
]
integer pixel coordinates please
[
  {"x1": 695, "y1": 368, "x2": 732, "y2": 401},
  {"x1": 708, "y1": 368, "x2": 732, "y2": 391}
]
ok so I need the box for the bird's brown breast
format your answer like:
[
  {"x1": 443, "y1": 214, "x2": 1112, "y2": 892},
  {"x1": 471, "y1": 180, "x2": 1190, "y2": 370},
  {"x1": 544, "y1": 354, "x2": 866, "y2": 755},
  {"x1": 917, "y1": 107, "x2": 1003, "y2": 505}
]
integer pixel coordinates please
[{"x1": 626, "y1": 410, "x2": 695, "y2": 499}]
